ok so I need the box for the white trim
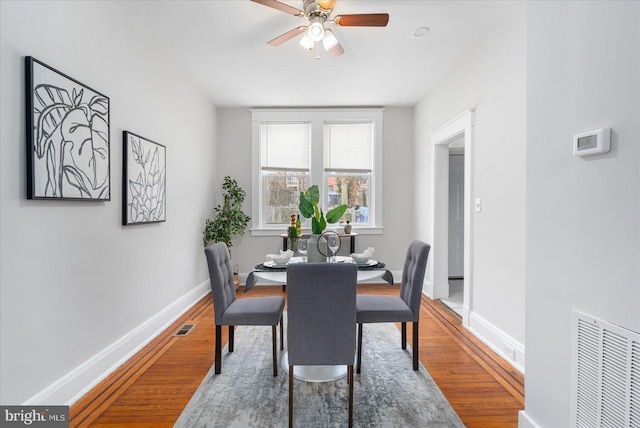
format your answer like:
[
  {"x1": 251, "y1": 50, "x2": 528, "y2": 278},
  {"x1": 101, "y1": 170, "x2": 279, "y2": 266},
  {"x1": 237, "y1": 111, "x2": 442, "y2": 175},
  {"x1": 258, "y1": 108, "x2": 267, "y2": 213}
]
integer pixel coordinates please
[
  {"x1": 23, "y1": 281, "x2": 210, "y2": 406},
  {"x1": 431, "y1": 110, "x2": 473, "y2": 143},
  {"x1": 423, "y1": 280, "x2": 434, "y2": 298},
  {"x1": 468, "y1": 311, "x2": 525, "y2": 373},
  {"x1": 430, "y1": 109, "x2": 474, "y2": 329},
  {"x1": 518, "y1": 411, "x2": 542, "y2": 428}
]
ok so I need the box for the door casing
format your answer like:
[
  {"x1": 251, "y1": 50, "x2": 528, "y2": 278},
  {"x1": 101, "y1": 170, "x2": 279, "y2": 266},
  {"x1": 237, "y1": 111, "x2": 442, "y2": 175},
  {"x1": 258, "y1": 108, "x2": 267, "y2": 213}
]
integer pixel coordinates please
[{"x1": 430, "y1": 109, "x2": 474, "y2": 326}]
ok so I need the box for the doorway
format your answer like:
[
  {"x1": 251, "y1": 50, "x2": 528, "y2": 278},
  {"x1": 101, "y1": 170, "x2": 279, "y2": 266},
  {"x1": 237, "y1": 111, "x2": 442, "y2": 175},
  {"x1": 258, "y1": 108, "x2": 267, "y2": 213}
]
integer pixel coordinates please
[
  {"x1": 430, "y1": 109, "x2": 473, "y2": 326},
  {"x1": 441, "y1": 143, "x2": 465, "y2": 315}
]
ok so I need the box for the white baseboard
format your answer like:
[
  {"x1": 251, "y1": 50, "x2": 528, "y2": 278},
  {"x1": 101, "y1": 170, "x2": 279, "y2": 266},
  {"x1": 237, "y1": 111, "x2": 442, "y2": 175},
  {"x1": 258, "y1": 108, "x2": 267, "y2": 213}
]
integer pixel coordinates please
[
  {"x1": 518, "y1": 411, "x2": 541, "y2": 428},
  {"x1": 468, "y1": 311, "x2": 525, "y2": 373},
  {"x1": 24, "y1": 280, "x2": 210, "y2": 406}
]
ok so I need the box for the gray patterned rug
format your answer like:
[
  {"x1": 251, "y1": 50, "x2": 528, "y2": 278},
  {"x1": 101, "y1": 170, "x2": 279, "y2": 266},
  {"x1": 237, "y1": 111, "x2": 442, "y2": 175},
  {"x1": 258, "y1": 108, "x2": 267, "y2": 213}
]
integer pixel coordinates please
[{"x1": 174, "y1": 317, "x2": 464, "y2": 427}]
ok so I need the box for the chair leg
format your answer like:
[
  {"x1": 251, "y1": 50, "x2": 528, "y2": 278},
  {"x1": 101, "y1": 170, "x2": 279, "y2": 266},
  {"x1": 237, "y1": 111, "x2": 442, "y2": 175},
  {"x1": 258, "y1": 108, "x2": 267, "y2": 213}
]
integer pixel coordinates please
[
  {"x1": 401, "y1": 322, "x2": 407, "y2": 349},
  {"x1": 289, "y1": 365, "x2": 294, "y2": 428},
  {"x1": 272, "y1": 325, "x2": 278, "y2": 377},
  {"x1": 229, "y1": 325, "x2": 234, "y2": 353},
  {"x1": 280, "y1": 315, "x2": 284, "y2": 350},
  {"x1": 215, "y1": 324, "x2": 222, "y2": 374},
  {"x1": 356, "y1": 323, "x2": 363, "y2": 374},
  {"x1": 348, "y1": 365, "x2": 354, "y2": 428},
  {"x1": 413, "y1": 321, "x2": 419, "y2": 371}
]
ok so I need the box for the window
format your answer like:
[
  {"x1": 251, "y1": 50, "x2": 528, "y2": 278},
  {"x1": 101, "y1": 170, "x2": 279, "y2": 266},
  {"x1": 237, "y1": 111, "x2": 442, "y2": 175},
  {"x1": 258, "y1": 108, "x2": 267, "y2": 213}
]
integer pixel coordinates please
[
  {"x1": 324, "y1": 122, "x2": 372, "y2": 225},
  {"x1": 251, "y1": 109, "x2": 383, "y2": 235},
  {"x1": 260, "y1": 123, "x2": 309, "y2": 225}
]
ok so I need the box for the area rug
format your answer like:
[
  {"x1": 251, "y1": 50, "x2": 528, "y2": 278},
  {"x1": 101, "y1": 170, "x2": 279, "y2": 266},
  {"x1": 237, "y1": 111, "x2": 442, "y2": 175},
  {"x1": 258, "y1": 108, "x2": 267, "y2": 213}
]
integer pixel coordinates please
[{"x1": 174, "y1": 317, "x2": 465, "y2": 427}]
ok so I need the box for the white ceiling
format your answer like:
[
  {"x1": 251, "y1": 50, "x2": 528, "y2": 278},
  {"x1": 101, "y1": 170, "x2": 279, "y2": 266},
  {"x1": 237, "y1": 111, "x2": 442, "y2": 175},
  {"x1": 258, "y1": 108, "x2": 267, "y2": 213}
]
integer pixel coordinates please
[{"x1": 114, "y1": 0, "x2": 514, "y2": 107}]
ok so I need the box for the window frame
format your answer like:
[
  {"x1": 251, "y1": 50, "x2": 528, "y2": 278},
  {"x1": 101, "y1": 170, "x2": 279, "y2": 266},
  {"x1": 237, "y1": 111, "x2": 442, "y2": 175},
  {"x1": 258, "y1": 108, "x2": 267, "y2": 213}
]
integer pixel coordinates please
[{"x1": 251, "y1": 108, "x2": 384, "y2": 236}]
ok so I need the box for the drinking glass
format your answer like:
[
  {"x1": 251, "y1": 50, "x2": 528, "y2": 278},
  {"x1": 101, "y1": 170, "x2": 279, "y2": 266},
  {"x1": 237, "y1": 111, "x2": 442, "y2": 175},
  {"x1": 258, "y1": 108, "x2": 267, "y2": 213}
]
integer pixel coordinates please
[
  {"x1": 297, "y1": 238, "x2": 308, "y2": 262},
  {"x1": 327, "y1": 234, "x2": 340, "y2": 262}
]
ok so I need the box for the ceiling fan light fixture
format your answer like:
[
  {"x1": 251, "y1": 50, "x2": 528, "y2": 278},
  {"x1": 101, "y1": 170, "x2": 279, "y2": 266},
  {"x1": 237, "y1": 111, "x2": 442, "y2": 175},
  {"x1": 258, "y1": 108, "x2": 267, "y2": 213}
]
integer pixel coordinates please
[
  {"x1": 307, "y1": 18, "x2": 325, "y2": 42},
  {"x1": 322, "y1": 29, "x2": 339, "y2": 50},
  {"x1": 299, "y1": 32, "x2": 314, "y2": 50},
  {"x1": 317, "y1": 0, "x2": 336, "y2": 11},
  {"x1": 313, "y1": 42, "x2": 321, "y2": 60}
]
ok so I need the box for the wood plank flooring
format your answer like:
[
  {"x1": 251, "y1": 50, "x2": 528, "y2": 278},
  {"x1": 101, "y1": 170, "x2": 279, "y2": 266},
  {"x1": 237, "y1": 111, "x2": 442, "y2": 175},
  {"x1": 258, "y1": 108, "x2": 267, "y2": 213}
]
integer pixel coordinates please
[{"x1": 70, "y1": 284, "x2": 524, "y2": 427}]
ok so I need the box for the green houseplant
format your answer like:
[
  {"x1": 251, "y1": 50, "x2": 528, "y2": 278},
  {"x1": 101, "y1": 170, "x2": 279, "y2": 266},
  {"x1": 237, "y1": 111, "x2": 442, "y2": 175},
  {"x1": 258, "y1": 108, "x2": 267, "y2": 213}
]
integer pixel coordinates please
[
  {"x1": 299, "y1": 185, "x2": 347, "y2": 234},
  {"x1": 299, "y1": 185, "x2": 347, "y2": 261},
  {"x1": 203, "y1": 176, "x2": 251, "y2": 250}
]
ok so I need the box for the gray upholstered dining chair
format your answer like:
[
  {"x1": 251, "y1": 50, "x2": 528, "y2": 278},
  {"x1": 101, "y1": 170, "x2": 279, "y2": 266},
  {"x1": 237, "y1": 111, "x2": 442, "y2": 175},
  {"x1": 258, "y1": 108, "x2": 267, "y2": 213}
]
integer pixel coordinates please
[
  {"x1": 205, "y1": 242, "x2": 285, "y2": 376},
  {"x1": 356, "y1": 240, "x2": 430, "y2": 373},
  {"x1": 287, "y1": 263, "x2": 357, "y2": 428}
]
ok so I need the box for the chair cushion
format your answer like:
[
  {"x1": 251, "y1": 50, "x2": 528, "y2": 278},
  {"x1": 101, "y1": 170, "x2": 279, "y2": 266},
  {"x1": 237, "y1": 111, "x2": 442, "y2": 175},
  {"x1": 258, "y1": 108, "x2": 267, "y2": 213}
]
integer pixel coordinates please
[
  {"x1": 220, "y1": 296, "x2": 285, "y2": 326},
  {"x1": 356, "y1": 295, "x2": 413, "y2": 323}
]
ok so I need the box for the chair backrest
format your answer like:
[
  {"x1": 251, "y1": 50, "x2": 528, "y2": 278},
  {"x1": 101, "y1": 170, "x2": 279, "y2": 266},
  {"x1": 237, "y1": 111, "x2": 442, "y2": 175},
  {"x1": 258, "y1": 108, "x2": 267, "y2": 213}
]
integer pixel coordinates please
[
  {"x1": 204, "y1": 242, "x2": 237, "y2": 324},
  {"x1": 399, "y1": 240, "x2": 431, "y2": 321},
  {"x1": 287, "y1": 263, "x2": 357, "y2": 366}
]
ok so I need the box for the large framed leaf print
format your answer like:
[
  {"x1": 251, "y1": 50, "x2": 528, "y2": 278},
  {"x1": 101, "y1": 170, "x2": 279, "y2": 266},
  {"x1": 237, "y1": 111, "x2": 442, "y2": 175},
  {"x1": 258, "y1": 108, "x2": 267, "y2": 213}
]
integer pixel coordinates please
[
  {"x1": 25, "y1": 56, "x2": 110, "y2": 200},
  {"x1": 122, "y1": 131, "x2": 166, "y2": 225}
]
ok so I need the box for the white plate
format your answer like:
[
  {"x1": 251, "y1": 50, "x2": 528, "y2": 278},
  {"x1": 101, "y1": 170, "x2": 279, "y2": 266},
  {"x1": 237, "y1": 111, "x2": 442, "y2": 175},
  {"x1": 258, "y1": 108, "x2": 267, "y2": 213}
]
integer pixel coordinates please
[
  {"x1": 264, "y1": 260, "x2": 288, "y2": 267},
  {"x1": 354, "y1": 259, "x2": 377, "y2": 266}
]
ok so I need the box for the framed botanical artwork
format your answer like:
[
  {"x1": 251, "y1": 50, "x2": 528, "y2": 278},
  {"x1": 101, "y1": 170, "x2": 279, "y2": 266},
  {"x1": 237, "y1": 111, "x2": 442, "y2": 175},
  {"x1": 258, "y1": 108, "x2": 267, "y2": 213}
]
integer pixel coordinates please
[
  {"x1": 25, "y1": 56, "x2": 110, "y2": 200},
  {"x1": 122, "y1": 131, "x2": 166, "y2": 225}
]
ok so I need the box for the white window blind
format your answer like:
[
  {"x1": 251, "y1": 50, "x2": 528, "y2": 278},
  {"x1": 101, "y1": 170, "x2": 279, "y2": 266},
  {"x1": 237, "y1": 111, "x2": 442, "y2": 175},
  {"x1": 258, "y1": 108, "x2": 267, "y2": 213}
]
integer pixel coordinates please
[
  {"x1": 324, "y1": 123, "x2": 373, "y2": 171},
  {"x1": 261, "y1": 123, "x2": 310, "y2": 170}
]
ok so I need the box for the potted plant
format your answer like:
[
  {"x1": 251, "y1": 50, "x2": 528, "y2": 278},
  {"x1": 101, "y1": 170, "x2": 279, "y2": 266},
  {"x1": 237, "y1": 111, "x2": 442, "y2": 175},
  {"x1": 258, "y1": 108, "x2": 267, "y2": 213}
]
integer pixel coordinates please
[
  {"x1": 298, "y1": 185, "x2": 347, "y2": 262},
  {"x1": 203, "y1": 176, "x2": 250, "y2": 250},
  {"x1": 203, "y1": 177, "x2": 250, "y2": 290}
]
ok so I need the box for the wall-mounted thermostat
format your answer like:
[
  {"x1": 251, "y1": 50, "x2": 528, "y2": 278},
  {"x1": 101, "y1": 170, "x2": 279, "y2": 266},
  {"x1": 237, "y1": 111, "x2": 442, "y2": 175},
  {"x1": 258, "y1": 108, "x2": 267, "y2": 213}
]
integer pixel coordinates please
[{"x1": 573, "y1": 128, "x2": 611, "y2": 157}]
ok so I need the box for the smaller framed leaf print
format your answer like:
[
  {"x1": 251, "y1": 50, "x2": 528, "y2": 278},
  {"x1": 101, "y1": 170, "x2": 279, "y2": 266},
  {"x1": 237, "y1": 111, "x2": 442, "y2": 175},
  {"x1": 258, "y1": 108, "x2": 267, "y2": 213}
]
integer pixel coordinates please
[{"x1": 123, "y1": 131, "x2": 166, "y2": 225}]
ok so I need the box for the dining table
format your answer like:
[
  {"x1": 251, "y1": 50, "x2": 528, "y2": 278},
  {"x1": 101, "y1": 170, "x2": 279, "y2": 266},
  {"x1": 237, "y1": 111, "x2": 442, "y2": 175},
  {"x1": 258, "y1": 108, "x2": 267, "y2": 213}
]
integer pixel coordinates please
[
  {"x1": 244, "y1": 256, "x2": 393, "y2": 292},
  {"x1": 244, "y1": 256, "x2": 394, "y2": 382}
]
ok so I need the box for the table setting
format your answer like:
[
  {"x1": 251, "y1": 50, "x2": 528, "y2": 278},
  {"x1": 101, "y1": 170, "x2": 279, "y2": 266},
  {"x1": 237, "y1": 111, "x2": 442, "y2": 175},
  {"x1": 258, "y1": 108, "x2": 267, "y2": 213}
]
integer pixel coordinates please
[{"x1": 245, "y1": 246, "x2": 394, "y2": 292}]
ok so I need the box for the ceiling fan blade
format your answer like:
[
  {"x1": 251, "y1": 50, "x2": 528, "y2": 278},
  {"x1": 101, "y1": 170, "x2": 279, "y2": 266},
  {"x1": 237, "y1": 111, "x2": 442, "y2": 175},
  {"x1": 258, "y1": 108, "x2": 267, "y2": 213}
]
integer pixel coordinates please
[
  {"x1": 267, "y1": 26, "x2": 307, "y2": 46},
  {"x1": 334, "y1": 13, "x2": 389, "y2": 27},
  {"x1": 251, "y1": 0, "x2": 303, "y2": 16}
]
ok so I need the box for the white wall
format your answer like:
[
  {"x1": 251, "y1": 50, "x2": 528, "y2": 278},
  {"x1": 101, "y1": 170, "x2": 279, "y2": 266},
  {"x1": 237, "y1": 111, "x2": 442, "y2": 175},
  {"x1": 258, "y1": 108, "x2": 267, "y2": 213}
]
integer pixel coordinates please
[
  {"x1": 215, "y1": 107, "x2": 416, "y2": 276},
  {"x1": 0, "y1": 1, "x2": 217, "y2": 404},
  {"x1": 524, "y1": 2, "x2": 640, "y2": 427},
  {"x1": 414, "y1": 2, "x2": 527, "y2": 349}
]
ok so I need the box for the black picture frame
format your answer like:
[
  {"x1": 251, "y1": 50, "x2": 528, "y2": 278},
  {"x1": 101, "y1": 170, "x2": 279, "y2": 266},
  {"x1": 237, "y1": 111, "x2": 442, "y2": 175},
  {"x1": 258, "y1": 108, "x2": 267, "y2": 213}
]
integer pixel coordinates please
[
  {"x1": 25, "y1": 56, "x2": 110, "y2": 200},
  {"x1": 123, "y1": 131, "x2": 166, "y2": 225}
]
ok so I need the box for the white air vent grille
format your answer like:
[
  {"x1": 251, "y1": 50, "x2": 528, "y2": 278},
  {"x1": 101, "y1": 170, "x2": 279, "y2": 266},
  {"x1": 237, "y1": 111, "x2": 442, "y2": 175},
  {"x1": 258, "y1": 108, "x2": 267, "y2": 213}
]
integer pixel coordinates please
[
  {"x1": 631, "y1": 341, "x2": 639, "y2": 427},
  {"x1": 572, "y1": 311, "x2": 640, "y2": 428}
]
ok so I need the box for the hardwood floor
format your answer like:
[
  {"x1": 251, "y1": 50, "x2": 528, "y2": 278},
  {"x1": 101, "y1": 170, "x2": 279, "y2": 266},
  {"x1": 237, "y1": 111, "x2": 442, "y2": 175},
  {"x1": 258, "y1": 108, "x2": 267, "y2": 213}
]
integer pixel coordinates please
[{"x1": 70, "y1": 284, "x2": 524, "y2": 427}]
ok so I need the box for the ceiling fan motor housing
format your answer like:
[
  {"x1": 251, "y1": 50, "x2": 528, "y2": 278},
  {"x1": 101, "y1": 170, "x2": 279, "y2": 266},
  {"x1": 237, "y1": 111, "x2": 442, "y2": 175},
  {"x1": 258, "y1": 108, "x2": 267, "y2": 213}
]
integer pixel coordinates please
[{"x1": 303, "y1": 0, "x2": 334, "y2": 20}]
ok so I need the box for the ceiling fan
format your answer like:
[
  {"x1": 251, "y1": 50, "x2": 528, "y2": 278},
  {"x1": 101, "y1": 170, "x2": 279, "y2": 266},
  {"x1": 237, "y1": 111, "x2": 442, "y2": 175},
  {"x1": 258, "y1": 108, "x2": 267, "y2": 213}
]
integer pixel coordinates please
[{"x1": 251, "y1": 0, "x2": 389, "y2": 58}]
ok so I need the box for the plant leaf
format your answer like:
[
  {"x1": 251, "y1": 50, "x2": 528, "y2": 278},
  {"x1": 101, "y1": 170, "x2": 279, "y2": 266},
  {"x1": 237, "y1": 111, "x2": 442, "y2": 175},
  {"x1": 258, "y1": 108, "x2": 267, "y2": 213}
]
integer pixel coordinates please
[
  {"x1": 60, "y1": 108, "x2": 109, "y2": 196},
  {"x1": 299, "y1": 192, "x2": 314, "y2": 218},
  {"x1": 306, "y1": 185, "x2": 320, "y2": 204},
  {"x1": 62, "y1": 165, "x2": 91, "y2": 197},
  {"x1": 326, "y1": 204, "x2": 347, "y2": 224},
  {"x1": 311, "y1": 217, "x2": 322, "y2": 234}
]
